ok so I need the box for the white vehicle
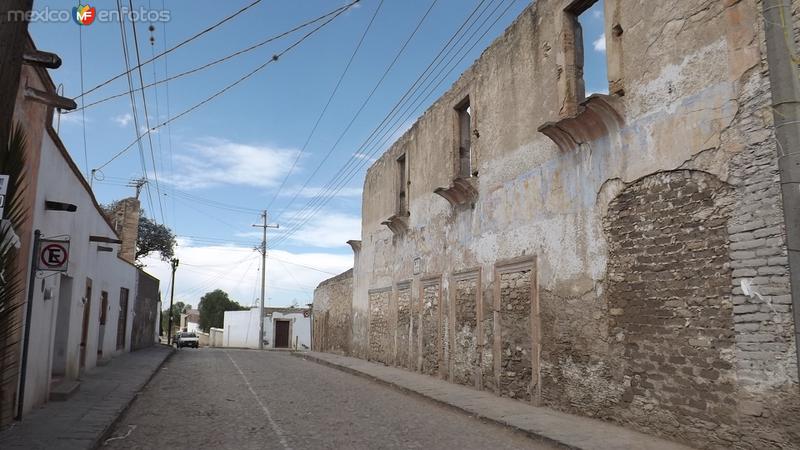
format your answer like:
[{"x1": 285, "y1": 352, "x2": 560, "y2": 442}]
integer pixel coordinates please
[{"x1": 176, "y1": 332, "x2": 199, "y2": 349}]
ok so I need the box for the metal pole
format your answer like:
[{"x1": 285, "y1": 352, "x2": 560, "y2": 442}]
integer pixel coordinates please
[
  {"x1": 167, "y1": 258, "x2": 178, "y2": 345},
  {"x1": 762, "y1": 0, "x2": 800, "y2": 381},
  {"x1": 16, "y1": 229, "x2": 39, "y2": 420},
  {"x1": 259, "y1": 210, "x2": 266, "y2": 350}
]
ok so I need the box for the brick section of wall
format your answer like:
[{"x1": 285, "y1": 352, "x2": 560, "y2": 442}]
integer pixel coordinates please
[
  {"x1": 453, "y1": 277, "x2": 479, "y2": 387},
  {"x1": 109, "y1": 198, "x2": 140, "y2": 264},
  {"x1": 368, "y1": 290, "x2": 392, "y2": 365},
  {"x1": 499, "y1": 270, "x2": 533, "y2": 402},
  {"x1": 395, "y1": 286, "x2": 412, "y2": 369},
  {"x1": 604, "y1": 170, "x2": 738, "y2": 444},
  {"x1": 421, "y1": 283, "x2": 440, "y2": 376},
  {"x1": 725, "y1": 71, "x2": 799, "y2": 447}
]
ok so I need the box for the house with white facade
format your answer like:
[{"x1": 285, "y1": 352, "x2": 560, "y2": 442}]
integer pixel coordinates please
[
  {"x1": 223, "y1": 307, "x2": 310, "y2": 350},
  {"x1": 2, "y1": 35, "x2": 161, "y2": 421}
]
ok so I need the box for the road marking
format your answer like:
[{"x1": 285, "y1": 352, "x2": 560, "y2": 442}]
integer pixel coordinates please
[{"x1": 224, "y1": 350, "x2": 291, "y2": 449}]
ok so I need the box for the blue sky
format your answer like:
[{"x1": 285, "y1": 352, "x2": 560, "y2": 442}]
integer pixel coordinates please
[{"x1": 30, "y1": 0, "x2": 607, "y2": 308}]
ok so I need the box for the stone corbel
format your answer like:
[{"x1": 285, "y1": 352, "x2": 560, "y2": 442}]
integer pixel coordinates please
[
  {"x1": 537, "y1": 94, "x2": 624, "y2": 152},
  {"x1": 381, "y1": 212, "x2": 409, "y2": 236},
  {"x1": 346, "y1": 240, "x2": 362, "y2": 254},
  {"x1": 434, "y1": 177, "x2": 478, "y2": 207}
]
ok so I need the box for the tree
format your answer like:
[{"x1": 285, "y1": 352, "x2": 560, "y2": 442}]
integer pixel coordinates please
[
  {"x1": 160, "y1": 302, "x2": 191, "y2": 333},
  {"x1": 102, "y1": 203, "x2": 176, "y2": 263},
  {"x1": 198, "y1": 290, "x2": 248, "y2": 332},
  {"x1": 136, "y1": 215, "x2": 176, "y2": 261}
]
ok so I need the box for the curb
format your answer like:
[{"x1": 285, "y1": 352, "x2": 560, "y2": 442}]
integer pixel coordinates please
[
  {"x1": 93, "y1": 345, "x2": 176, "y2": 449},
  {"x1": 291, "y1": 352, "x2": 576, "y2": 449}
]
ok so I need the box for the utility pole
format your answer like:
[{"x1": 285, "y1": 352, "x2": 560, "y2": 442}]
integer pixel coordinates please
[
  {"x1": 167, "y1": 258, "x2": 179, "y2": 345},
  {"x1": 763, "y1": 0, "x2": 800, "y2": 381},
  {"x1": 252, "y1": 210, "x2": 278, "y2": 350}
]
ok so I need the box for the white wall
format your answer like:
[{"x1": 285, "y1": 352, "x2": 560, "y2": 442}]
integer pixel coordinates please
[
  {"x1": 222, "y1": 308, "x2": 311, "y2": 349},
  {"x1": 265, "y1": 312, "x2": 311, "y2": 350},
  {"x1": 223, "y1": 308, "x2": 260, "y2": 348},
  {"x1": 21, "y1": 128, "x2": 137, "y2": 414}
]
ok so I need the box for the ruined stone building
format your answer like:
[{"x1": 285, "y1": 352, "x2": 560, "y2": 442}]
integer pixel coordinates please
[{"x1": 313, "y1": 0, "x2": 800, "y2": 447}]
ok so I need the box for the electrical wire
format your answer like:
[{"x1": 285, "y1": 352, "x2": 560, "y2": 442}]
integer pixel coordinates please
[
  {"x1": 129, "y1": 0, "x2": 166, "y2": 224},
  {"x1": 272, "y1": 0, "x2": 518, "y2": 248},
  {"x1": 265, "y1": 0, "x2": 386, "y2": 210},
  {"x1": 273, "y1": 0, "x2": 440, "y2": 223},
  {"x1": 68, "y1": 2, "x2": 357, "y2": 114},
  {"x1": 74, "y1": 0, "x2": 264, "y2": 100},
  {"x1": 116, "y1": 0, "x2": 156, "y2": 217},
  {"x1": 92, "y1": 0, "x2": 359, "y2": 173}
]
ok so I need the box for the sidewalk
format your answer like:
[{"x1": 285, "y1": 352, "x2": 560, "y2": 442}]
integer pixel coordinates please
[
  {"x1": 0, "y1": 345, "x2": 174, "y2": 450},
  {"x1": 293, "y1": 351, "x2": 692, "y2": 450}
]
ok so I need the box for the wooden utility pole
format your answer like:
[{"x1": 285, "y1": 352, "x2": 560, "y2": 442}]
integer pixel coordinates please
[
  {"x1": 0, "y1": 1, "x2": 34, "y2": 146},
  {"x1": 167, "y1": 258, "x2": 179, "y2": 345},
  {"x1": 252, "y1": 210, "x2": 278, "y2": 350}
]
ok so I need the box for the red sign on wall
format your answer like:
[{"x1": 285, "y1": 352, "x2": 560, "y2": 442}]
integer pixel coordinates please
[{"x1": 38, "y1": 240, "x2": 70, "y2": 272}]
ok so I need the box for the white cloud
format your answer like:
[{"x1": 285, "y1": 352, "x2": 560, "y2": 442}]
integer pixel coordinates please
[
  {"x1": 587, "y1": 87, "x2": 609, "y2": 96},
  {"x1": 592, "y1": 9, "x2": 602, "y2": 19},
  {"x1": 58, "y1": 112, "x2": 90, "y2": 126},
  {"x1": 593, "y1": 33, "x2": 606, "y2": 52},
  {"x1": 113, "y1": 113, "x2": 133, "y2": 127},
  {"x1": 274, "y1": 212, "x2": 361, "y2": 249},
  {"x1": 140, "y1": 242, "x2": 352, "y2": 307},
  {"x1": 164, "y1": 138, "x2": 299, "y2": 189}
]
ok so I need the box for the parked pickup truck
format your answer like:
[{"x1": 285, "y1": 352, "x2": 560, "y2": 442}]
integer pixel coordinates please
[{"x1": 176, "y1": 332, "x2": 199, "y2": 349}]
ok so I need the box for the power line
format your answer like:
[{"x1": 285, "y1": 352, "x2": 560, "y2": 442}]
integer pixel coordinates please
[
  {"x1": 273, "y1": 0, "x2": 440, "y2": 223},
  {"x1": 278, "y1": 0, "x2": 518, "y2": 247},
  {"x1": 74, "y1": 0, "x2": 264, "y2": 100},
  {"x1": 93, "y1": 0, "x2": 359, "y2": 173},
  {"x1": 265, "y1": 0, "x2": 386, "y2": 210},
  {"x1": 116, "y1": 0, "x2": 156, "y2": 216},
  {"x1": 272, "y1": 0, "x2": 518, "y2": 248},
  {"x1": 68, "y1": 2, "x2": 356, "y2": 114},
  {"x1": 129, "y1": 0, "x2": 166, "y2": 224},
  {"x1": 270, "y1": 0, "x2": 494, "y2": 245}
]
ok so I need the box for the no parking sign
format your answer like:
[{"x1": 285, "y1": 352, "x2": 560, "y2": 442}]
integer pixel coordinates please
[{"x1": 38, "y1": 240, "x2": 70, "y2": 272}]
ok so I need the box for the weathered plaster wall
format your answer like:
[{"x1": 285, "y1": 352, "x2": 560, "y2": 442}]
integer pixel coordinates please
[
  {"x1": 312, "y1": 269, "x2": 353, "y2": 355},
  {"x1": 351, "y1": 0, "x2": 800, "y2": 447}
]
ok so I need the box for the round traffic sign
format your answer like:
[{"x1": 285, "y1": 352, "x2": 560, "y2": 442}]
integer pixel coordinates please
[{"x1": 40, "y1": 243, "x2": 69, "y2": 268}]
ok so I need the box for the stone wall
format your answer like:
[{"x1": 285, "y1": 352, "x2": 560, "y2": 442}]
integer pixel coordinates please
[
  {"x1": 312, "y1": 269, "x2": 353, "y2": 355},
  {"x1": 498, "y1": 268, "x2": 534, "y2": 402},
  {"x1": 348, "y1": 0, "x2": 800, "y2": 447},
  {"x1": 368, "y1": 289, "x2": 392, "y2": 365},
  {"x1": 395, "y1": 283, "x2": 413, "y2": 370},
  {"x1": 421, "y1": 282, "x2": 440, "y2": 376},
  {"x1": 453, "y1": 274, "x2": 479, "y2": 387}
]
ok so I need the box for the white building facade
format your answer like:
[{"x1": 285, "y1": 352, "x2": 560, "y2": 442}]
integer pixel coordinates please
[{"x1": 222, "y1": 307, "x2": 310, "y2": 350}]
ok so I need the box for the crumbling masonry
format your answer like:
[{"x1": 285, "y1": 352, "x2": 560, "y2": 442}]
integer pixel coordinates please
[{"x1": 313, "y1": 0, "x2": 800, "y2": 447}]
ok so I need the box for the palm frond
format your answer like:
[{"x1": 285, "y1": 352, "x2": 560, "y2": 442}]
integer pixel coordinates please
[{"x1": 0, "y1": 123, "x2": 28, "y2": 425}]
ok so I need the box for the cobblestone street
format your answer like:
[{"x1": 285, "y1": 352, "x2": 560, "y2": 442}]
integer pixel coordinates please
[{"x1": 103, "y1": 348, "x2": 550, "y2": 449}]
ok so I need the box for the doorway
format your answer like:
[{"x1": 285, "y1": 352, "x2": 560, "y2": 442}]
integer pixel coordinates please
[
  {"x1": 80, "y1": 278, "x2": 92, "y2": 370},
  {"x1": 274, "y1": 320, "x2": 290, "y2": 348},
  {"x1": 51, "y1": 276, "x2": 73, "y2": 378},
  {"x1": 116, "y1": 288, "x2": 129, "y2": 350},
  {"x1": 97, "y1": 291, "x2": 108, "y2": 358}
]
